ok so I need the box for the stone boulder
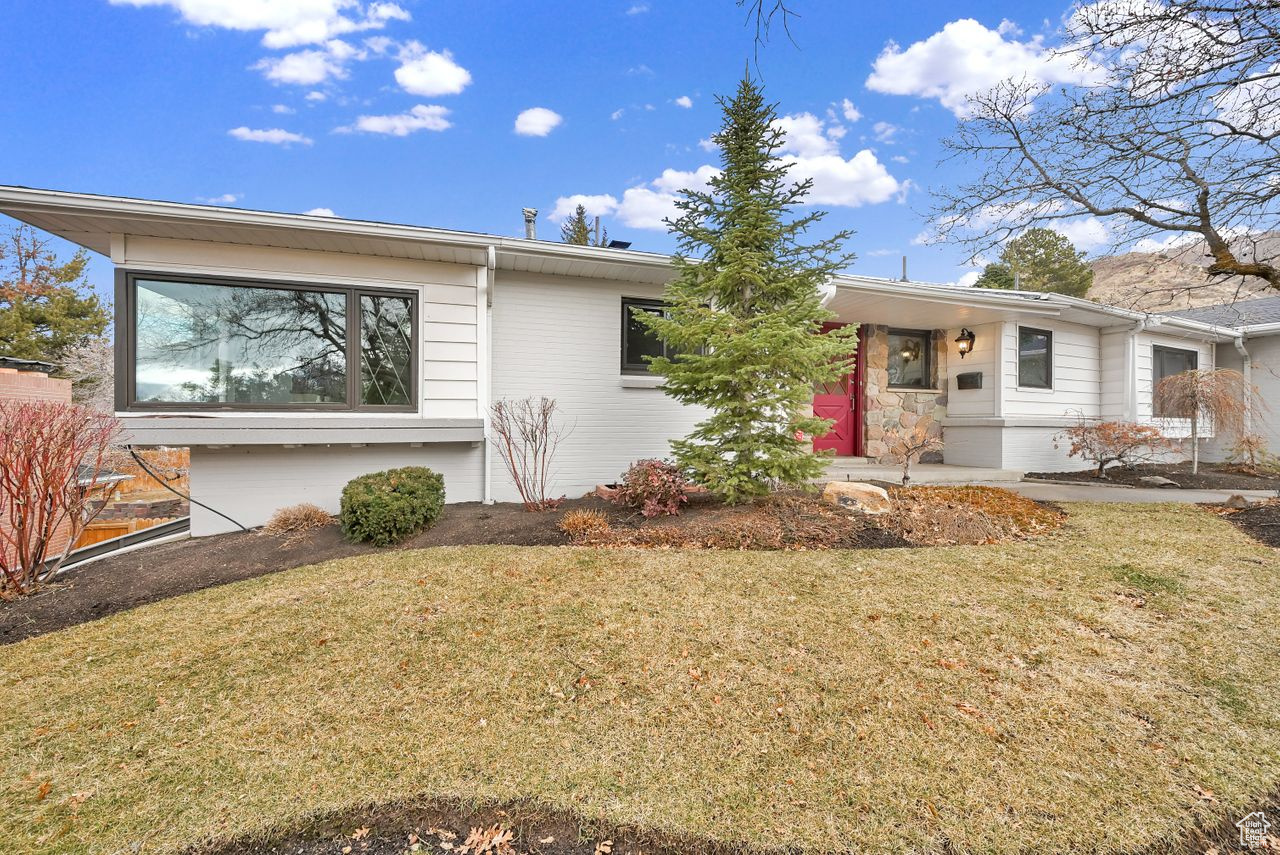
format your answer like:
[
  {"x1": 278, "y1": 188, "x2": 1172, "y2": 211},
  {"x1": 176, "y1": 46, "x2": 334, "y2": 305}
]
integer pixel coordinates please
[
  {"x1": 1225, "y1": 494, "x2": 1253, "y2": 509},
  {"x1": 1138, "y1": 475, "x2": 1179, "y2": 488},
  {"x1": 821, "y1": 481, "x2": 891, "y2": 514}
]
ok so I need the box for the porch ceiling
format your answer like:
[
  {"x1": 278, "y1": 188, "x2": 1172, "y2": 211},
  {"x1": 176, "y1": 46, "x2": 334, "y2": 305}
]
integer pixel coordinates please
[{"x1": 824, "y1": 282, "x2": 1062, "y2": 329}]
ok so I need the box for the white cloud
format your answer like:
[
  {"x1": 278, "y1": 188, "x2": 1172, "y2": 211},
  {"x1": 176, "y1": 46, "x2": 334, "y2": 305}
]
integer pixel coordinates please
[
  {"x1": 340, "y1": 104, "x2": 452, "y2": 135},
  {"x1": 549, "y1": 194, "x2": 621, "y2": 222},
  {"x1": 302, "y1": 207, "x2": 336, "y2": 216},
  {"x1": 610, "y1": 108, "x2": 625, "y2": 120},
  {"x1": 782, "y1": 151, "x2": 901, "y2": 207},
  {"x1": 1050, "y1": 217, "x2": 1111, "y2": 252},
  {"x1": 949, "y1": 270, "x2": 983, "y2": 288},
  {"x1": 198, "y1": 193, "x2": 241, "y2": 204},
  {"x1": 1131, "y1": 231, "x2": 1200, "y2": 254},
  {"x1": 108, "y1": 0, "x2": 410, "y2": 49},
  {"x1": 866, "y1": 18, "x2": 1097, "y2": 117},
  {"x1": 394, "y1": 43, "x2": 471, "y2": 96},
  {"x1": 866, "y1": 248, "x2": 898, "y2": 257},
  {"x1": 272, "y1": 104, "x2": 295, "y2": 114},
  {"x1": 306, "y1": 90, "x2": 328, "y2": 102},
  {"x1": 872, "y1": 121, "x2": 900, "y2": 143},
  {"x1": 697, "y1": 137, "x2": 716, "y2": 152},
  {"x1": 627, "y1": 64, "x2": 655, "y2": 77},
  {"x1": 514, "y1": 107, "x2": 563, "y2": 137},
  {"x1": 674, "y1": 95, "x2": 693, "y2": 108},
  {"x1": 890, "y1": 154, "x2": 909, "y2": 164},
  {"x1": 840, "y1": 98, "x2": 862, "y2": 122},
  {"x1": 627, "y1": 3, "x2": 650, "y2": 14},
  {"x1": 228, "y1": 126, "x2": 312, "y2": 145},
  {"x1": 774, "y1": 112, "x2": 839, "y2": 157},
  {"x1": 254, "y1": 45, "x2": 349, "y2": 85}
]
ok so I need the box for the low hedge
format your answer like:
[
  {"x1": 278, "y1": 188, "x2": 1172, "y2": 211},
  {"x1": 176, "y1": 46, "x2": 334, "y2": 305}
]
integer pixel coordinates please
[{"x1": 339, "y1": 466, "x2": 445, "y2": 546}]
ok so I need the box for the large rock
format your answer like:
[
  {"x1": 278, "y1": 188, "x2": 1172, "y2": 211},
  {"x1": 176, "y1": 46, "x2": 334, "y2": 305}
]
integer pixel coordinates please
[
  {"x1": 1138, "y1": 475, "x2": 1179, "y2": 488},
  {"x1": 821, "y1": 481, "x2": 891, "y2": 514}
]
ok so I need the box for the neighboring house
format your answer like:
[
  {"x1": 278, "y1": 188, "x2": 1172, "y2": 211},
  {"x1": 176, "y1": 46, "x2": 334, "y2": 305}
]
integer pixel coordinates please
[
  {"x1": 1169, "y1": 295, "x2": 1280, "y2": 459},
  {"x1": 0, "y1": 187, "x2": 1246, "y2": 535}
]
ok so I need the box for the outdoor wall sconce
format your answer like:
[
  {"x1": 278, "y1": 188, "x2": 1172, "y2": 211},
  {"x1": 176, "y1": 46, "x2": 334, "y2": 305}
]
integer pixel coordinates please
[{"x1": 955, "y1": 328, "x2": 976, "y2": 359}]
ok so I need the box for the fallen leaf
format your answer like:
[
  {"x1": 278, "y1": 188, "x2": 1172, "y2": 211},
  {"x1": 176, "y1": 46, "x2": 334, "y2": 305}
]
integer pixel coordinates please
[
  {"x1": 1194, "y1": 785, "x2": 1217, "y2": 802},
  {"x1": 539, "y1": 836, "x2": 556, "y2": 844},
  {"x1": 36, "y1": 780, "x2": 51, "y2": 801},
  {"x1": 351, "y1": 827, "x2": 370, "y2": 840}
]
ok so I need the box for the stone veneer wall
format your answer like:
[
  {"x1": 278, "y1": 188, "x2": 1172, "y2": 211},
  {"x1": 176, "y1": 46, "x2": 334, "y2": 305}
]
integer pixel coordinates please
[{"x1": 861, "y1": 325, "x2": 948, "y2": 463}]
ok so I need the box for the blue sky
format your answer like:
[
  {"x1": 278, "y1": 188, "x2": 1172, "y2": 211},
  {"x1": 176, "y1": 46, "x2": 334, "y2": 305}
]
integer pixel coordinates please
[{"x1": 1, "y1": 0, "x2": 1098, "y2": 301}]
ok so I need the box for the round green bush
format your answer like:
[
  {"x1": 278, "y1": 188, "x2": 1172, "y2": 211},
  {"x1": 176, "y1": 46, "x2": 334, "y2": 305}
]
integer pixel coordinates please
[{"x1": 339, "y1": 466, "x2": 445, "y2": 546}]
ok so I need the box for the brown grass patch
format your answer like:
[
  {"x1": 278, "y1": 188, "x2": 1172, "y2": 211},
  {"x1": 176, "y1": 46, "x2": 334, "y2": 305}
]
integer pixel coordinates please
[
  {"x1": 262, "y1": 503, "x2": 334, "y2": 544},
  {"x1": 883, "y1": 485, "x2": 1065, "y2": 546},
  {"x1": 2, "y1": 505, "x2": 1278, "y2": 854}
]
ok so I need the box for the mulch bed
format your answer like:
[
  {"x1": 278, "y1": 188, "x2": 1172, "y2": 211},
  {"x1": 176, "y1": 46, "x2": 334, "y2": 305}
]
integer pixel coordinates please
[
  {"x1": 1209, "y1": 499, "x2": 1280, "y2": 548},
  {"x1": 2, "y1": 489, "x2": 1062, "y2": 645},
  {"x1": 198, "y1": 798, "x2": 744, "y2": 855},
  {"x1": 1027, "y1": 462, "x2": 1280, "y2": 491}
]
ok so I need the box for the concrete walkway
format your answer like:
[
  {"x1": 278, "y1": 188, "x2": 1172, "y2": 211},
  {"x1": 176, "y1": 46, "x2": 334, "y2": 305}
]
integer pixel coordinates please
[
  {"x1": 823, "y1": 460, "x2": 1023, "y2": 484},
  {"x1": 977, "y1": 481, "x2": 1278, "y2": 505}
]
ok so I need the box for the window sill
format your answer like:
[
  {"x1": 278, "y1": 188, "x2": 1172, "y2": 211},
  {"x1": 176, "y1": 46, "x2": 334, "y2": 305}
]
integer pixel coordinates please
[
  {"x1": 620, "y1": 375, "x2": 664, "y2": 389},
  {"x1": 887, "y1": 386, "x2": 944, "y2": 394}
]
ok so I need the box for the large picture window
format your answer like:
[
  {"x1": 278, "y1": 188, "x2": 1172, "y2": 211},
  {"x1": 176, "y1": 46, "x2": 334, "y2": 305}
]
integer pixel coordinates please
[
  {"x1": 621, "y1": 297, "x2": 671, "y2": 374},
  {"x1": 1017, "y1": 327, "x2": 1053, "y2": 389},
  {"x1": 1152, "y1": 345, "x2": 1198, "y2": 417},
  {"x1": 887, "y1": 329, "x2": 932, "y2": 389},
  {"x1": 124, "y1": 273, "x2": 417, "y2": 411}
]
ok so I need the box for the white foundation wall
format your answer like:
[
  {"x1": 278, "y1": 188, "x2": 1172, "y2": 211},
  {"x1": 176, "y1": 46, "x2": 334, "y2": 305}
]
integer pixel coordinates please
[
  {"x1": 188, "y1": 444, "x2": 484, "y2": 536},
  {"x1": 942, "y1": 424, "x2": 1093, "y2": 471},
  {"x1": 488, "y1": 272, "x2": 707, "y2": 503}
]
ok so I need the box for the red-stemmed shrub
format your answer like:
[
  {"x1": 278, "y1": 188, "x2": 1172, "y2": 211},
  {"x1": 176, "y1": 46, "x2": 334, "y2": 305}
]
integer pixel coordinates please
[
  {"x1": 0, "y1": 400, "x2": 121, "y2": 595},
  {"x1": 612, "y1": 459, "x2": 690, "y2": 517},
  {"x1": 1054, "y1": 419, "x2": 1175, "y2": 477}
]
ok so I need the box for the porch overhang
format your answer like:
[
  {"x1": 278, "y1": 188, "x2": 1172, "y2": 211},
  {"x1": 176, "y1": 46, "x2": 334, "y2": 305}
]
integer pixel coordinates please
[{"x1": 823, "y1": 277, "x2": 1063, "y2": 329}]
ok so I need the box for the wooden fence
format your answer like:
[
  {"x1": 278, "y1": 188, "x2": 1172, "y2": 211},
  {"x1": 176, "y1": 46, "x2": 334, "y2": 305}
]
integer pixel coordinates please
[{"x1": 73, "y1": 517, "x2": 174, "y2": 549}]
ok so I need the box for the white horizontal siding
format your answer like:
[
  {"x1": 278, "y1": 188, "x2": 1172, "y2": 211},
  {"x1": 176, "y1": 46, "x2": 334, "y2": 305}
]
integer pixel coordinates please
[
  {"x1": 489, "y1": 271, "x2": 707, "y2": 502},
  {"x1": 1099, "y1": 330, "x2": 1128, "y2": 421},
  {"x1": 188, "y1": 444, "x2": 484, "y2": 535},
  {"x1": 1001, "y1": 320, "x2": 1101, "y2": 420},
  {"x1": 944, "y1": 322, "x2": 1001, "y2": 417}
]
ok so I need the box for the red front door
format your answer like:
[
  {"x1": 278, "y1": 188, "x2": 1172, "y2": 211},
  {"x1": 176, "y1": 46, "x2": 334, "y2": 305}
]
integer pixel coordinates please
[{"x1": 812, "y1": 323, "x2": 864, "y2": 457}]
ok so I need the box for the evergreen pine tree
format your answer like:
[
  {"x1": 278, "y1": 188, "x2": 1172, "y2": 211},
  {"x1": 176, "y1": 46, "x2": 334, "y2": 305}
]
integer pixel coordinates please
[
  {"x1": 973, "y1": 228, "x2": 1093, "y2": 296},
  {"x1": 635, "y1": 73, "x2": 857, "y2": 502},
  {"x1": 560, "y1": 204, "x2": 608, "y2": 246}
]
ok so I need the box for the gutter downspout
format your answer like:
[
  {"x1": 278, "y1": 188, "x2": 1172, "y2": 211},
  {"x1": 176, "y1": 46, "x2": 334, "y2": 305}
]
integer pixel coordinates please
[
  {"x1": 482, "y1": 245, "x2": 497, "y2": 504},
  {"x1": 1126, "y1": 317, "x2": 1148, "y2": 422},
  {"x1": 1234, "y1": 335, "x2": 1253, "y2": 434}
]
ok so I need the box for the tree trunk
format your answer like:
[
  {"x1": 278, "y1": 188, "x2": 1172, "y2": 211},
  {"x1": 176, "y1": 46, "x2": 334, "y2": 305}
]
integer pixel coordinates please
[{"x1": 1190, "y1": 412, "x2": 1199, "y2": 475}]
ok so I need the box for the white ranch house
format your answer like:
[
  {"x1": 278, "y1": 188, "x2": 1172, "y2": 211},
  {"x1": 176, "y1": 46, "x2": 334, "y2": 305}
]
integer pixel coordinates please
[{"x1": 0, "y1": 187, "x2": 1262, "y2": 535}]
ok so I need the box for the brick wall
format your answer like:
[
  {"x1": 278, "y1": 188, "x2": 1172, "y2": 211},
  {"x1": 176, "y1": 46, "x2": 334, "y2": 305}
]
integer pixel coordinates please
[{"x1": 0, "y1": 367, "x2": 72, "y2": 403}]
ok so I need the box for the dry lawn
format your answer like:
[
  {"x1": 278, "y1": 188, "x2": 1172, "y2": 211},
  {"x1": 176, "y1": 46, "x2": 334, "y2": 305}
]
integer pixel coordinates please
[{"x1": 2, "y1": 503, "x2": 1279, "y2": 854}]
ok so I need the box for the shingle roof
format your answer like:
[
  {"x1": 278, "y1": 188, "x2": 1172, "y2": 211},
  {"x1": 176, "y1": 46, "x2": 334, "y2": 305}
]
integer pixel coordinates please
[{"x1": 1167, "y1": 296, "x2": 1280, "y2": 327}]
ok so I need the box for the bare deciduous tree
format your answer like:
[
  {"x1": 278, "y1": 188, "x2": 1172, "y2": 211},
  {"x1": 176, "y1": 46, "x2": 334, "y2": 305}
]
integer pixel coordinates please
[
  {"x1": 887, "y1": 423, "x2": 944, "y2": 486},
  {"x1": 1153, "y1": 368, "x2": 1252, "y2": 473},
  {"x1": 490, "y1": 397, "x2": 570, "y2": 511},
  {"x1": 934, "y1": 1, "x2": 1280, "y2": 294}
]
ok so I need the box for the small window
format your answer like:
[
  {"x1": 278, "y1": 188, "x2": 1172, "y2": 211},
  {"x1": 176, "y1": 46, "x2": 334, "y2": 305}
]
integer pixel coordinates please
[
  {"x1": 1018, "y1": 327, "x2": 1053, "y2": 389},
  {"x1": 1152, "y1": 345, "x2": 1198, "y2": 416},
  {"x1": 887, "y1": 329, "x2": 932, "y2": 389},
  {"x1": 621, "y1": 298, "x2": 669, "y2": 374}
]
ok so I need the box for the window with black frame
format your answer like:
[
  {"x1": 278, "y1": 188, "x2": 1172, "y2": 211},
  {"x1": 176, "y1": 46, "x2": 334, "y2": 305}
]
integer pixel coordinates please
[
  {"x1": 1017, "y1": 327, "x2": 1053, "y2": 389},
  {"x1": 1152, "y1": 345, "x2": 1198, "y2": 416},
  {"x1": 887, "y1": 329, "x2": 932, "y2": 389},
  {"x1": 128, "y1": 275, "x2": 417, "y2": 410},
  {"x1": 621, "y1": 297, "x2": 670, "y2": 374}
]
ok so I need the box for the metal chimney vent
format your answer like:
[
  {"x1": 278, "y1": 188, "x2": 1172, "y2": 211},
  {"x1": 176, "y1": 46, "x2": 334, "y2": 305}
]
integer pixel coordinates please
[{"x1": 521, "y1": 208, "x2": 538, "y2": 240}]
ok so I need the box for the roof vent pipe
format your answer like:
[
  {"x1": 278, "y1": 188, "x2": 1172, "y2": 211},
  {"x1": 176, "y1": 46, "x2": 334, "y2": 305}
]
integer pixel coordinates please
[
  {"x1": 900, "y1": 255, "x2": 908, "y2": 282},
  {"x1": 521, "y1": 208, "x2": 538, "y2": 240}
]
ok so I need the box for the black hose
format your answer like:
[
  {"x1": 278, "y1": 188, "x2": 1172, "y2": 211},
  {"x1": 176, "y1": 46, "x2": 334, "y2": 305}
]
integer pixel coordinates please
[{"x1": 125, "y1": 445, "x2": 249, "y2": 532}]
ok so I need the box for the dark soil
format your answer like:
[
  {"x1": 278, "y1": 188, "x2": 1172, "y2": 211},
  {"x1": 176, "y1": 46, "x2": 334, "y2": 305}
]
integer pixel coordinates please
[
  {"x1": 1, "y1": 494, "x2": 907, "y2": 645},
  {"x1": 197, "y1": 798, "x2": 750, "y2": 855},
  {"x1": 1216, "y1": 500, "x2": 1280, "y2": 547},
  {"x1": 1027, "y1": 461, "x2": 1280, "y2": 491}
]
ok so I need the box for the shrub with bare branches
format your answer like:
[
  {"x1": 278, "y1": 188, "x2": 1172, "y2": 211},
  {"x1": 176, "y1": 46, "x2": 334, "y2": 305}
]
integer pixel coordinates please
[
  {"x1": 1153, "y1": 368, "x2": 1252, "y2": 474},
  {"x1": 490, "y1": 397, "x2": 569, "y2": 511},
  {"x1": 0, "y1": 400, "x2": 121, "y2": 595},
  {"x1": 1225, "y1": 433, "x2": 1280, "y2": 475},
  {"x1": 886, "y1": 423, "x2": 944, "y2": 486},
  {"x1": 1054, "y1": 420, "x2": 1176, "y2": 478}
]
